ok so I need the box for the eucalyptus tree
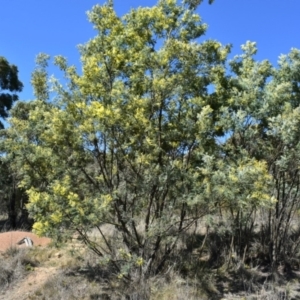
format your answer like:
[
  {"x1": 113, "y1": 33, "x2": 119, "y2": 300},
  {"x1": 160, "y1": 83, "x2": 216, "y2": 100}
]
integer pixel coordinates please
[
  {"x1": 0, "y1": 56, "x2": 23, "y2": 129},
  {"x1": 0, "y1": 56, "x2": 23, "y2": 229}
]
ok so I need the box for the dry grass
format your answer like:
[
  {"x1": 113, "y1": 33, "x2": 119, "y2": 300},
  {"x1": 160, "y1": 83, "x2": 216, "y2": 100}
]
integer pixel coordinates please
[
  {"x1": 150, "y1": 272, "x2": 209, "y2": 300},
  {"x1": 0, "y1": 247, "x2": 35, "y2": 290},
  {"x1": 1, "y1": 239, "x2": 300, "y2": 300},
  {"x1": 1, "y1": 220, "x2": 300, "y2": 300},
  {"x1": 27, "y1": 271, "x2": 109, "y2": 300}
]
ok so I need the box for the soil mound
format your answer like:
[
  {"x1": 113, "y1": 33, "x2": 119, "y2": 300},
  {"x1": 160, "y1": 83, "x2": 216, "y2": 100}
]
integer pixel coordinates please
[{"x1": 0, "y1": 231, "x2": 51, "y2": 252}]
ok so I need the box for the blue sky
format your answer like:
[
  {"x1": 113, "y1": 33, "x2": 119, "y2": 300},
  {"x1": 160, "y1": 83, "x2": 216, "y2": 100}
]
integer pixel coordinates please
[{"x1": 1, "y1": 0, "x2": 300, "y2": 102}]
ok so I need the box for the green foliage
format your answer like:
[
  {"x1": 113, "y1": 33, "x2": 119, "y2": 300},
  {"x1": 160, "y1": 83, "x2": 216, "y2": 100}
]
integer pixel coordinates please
[{"x1": 3, "y1": 0, "x2": 300, "y2": 280}]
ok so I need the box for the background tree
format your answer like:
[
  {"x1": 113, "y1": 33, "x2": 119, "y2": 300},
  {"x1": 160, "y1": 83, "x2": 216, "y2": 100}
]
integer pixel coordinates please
[
  {"x1": 0, "y1": 56, "x2": 24, "y2": 229},
  {"x1": 0, "y1": 56, "x2": 23, "y2": 129}
]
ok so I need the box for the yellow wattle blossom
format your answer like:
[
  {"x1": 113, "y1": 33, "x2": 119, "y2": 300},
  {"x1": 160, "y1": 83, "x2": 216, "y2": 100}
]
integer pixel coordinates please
[
  {"x1": 101, "y1": 194, "x2": 113, "y2": 207},
  {"x1": 50, "y1": 211, "x2": 63, "y2": 223},
  {"x1": 32, "y1": 222, "x2": 44, "y2": 235},
  {"x1": 136, "y1": 257, "x2": 144, "y2": 266}
]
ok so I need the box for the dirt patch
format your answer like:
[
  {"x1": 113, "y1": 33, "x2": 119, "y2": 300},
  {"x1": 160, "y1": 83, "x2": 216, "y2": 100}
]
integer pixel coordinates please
[{"x1": 0, "y1": 231, "x2": 52, "y2": 252}]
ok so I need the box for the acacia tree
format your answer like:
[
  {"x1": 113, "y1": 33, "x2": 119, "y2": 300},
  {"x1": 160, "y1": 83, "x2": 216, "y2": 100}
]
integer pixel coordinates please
[
  {"x1": 209, "y1": 42, "x2": 275, "y2": 262},
  {"x1": 2, "y1": 0, "x2": 271, "y2": 279},
  {"x1": 262, "y1": 49, "x2": 300, "y2": 269},
  {"x1": 215, "y1": 43, "x2": 300, "y2": 269}
]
